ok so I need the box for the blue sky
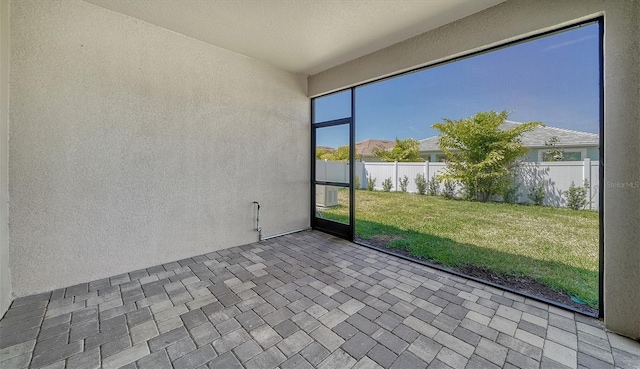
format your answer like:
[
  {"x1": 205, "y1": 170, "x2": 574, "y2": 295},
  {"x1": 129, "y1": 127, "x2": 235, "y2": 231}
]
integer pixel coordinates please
[{"x1": 315, "y1": 23, "x2": 600, "y2": 148}]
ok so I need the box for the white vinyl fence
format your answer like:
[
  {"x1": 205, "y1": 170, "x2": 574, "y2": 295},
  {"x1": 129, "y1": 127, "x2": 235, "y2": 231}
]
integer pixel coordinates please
[
  {"x1": 317, "y1": 159, "x2": 600, "y2": 210},
  {"x1": 315, "y1": 160, "x2": 365, "y2": 185}
]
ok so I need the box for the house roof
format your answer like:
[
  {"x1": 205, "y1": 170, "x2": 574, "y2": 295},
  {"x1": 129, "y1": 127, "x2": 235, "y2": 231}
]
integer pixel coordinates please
[
  {"x1": 419, "y1": 120, "x2": 599, "y2": 151},
  {"x1": 418, "y1": 136, "x2": 442, "y2": 152},
  {"x1": 356, "y1": 139, "x2": 395, "y2": 156}
]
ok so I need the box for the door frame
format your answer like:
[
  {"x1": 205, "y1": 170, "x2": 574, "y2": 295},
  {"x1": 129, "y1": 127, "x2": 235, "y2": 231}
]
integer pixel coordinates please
[{"x1": 311, "y1": 88, "x2": 355, "y2": 240}]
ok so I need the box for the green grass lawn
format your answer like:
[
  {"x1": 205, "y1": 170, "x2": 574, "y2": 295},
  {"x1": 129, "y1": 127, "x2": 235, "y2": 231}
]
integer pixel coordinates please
[{"x1": 319, "y1": 190, "x2": 599, "y2": 308}]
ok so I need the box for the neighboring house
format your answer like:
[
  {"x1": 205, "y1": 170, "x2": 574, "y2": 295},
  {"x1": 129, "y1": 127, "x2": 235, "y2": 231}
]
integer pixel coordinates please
[
  {"x1": 356, "y1": 139, "x2": 395, "y2": 162},
  {"x1": 419, "y1": 120, "x2": 599, "y2": 162}
]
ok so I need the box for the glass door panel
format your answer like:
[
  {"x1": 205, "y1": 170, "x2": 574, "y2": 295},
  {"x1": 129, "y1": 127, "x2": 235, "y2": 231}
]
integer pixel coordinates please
[
  {"x1": 313, "y1": 90, "x2": 352, "y2": 123},
  {"x1": 312, "y1": 89, "x2": 354, "y2": 240},
  {"x1": 315, "y1": 124, "x2": 351, "y2": 184}
]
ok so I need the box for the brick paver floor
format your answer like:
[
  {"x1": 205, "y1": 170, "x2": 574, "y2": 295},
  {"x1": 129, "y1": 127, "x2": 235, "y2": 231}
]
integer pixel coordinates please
[{"x1": 1, "y1": 230, "x2": 639, "y2": 368}]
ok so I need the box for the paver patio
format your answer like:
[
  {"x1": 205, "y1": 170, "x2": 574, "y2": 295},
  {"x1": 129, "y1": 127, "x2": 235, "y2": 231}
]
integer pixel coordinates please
[{"x1": 1, "y1": 230, "x2": 638, "y2": 369}]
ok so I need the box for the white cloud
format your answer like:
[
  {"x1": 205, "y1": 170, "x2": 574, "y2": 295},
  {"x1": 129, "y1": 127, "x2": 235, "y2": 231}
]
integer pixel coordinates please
[{"x1": 544, "y1": 35, "x2": 595, "y2": 51}]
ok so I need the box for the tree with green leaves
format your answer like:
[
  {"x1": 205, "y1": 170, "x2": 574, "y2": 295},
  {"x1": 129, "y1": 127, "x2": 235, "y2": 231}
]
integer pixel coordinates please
[
  {"x1": 317, "y1": 145, "x2": 360, "y2": 161},
  {"x1": 315, "y1": 148, "x2": 331, "y2": 160},
  {"x1": 373, "y1": 138, "x2": 423, "y2": 162},
  {"x1": 432, "y1": 111, "x2": 542, "y2": 202}
]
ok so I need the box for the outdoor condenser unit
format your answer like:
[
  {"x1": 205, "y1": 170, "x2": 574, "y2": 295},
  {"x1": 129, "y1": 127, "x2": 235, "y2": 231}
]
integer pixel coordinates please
[{"x1": 316, "y1": 185, "x2": 338, "y2": 207}]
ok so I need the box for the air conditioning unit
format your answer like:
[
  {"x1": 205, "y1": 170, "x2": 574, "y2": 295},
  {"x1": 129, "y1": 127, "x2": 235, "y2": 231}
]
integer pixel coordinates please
[{"x1": 316, "y1": 185, "x2": 338, "y2": 207}]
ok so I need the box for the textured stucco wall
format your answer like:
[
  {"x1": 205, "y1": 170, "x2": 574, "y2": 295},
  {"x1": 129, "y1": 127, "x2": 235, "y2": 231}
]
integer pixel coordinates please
[
  {"x1": 1, "y1": 0, "x2": 12, "y2": 318},
  {"x1": 9, "y1": 0, "x2": 309, "y2": 296},
  {"x1": 309, "y1": 0, "x2": 640, "y2": 339},
  {"x1": 602, "y1": 0, "x2": 640, "y2": 340}
]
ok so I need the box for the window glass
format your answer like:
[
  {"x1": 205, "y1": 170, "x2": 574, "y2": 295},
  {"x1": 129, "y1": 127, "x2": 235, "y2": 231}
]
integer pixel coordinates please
[
  {"x1": 564, "y1": 152, "x2": 582, "y2": 161},
  {"x1": 344, "y1": 22, "x2": 601, "y2": 313},
  {"x1": 315, "y1": 124, "x2": 350, "y2": 183},
  {"x1": 313, "y1": 90, "x2": 351, "y2": 123},
  {"x1": 315, "y1": 185, "x2": 350, "y2": 224}
]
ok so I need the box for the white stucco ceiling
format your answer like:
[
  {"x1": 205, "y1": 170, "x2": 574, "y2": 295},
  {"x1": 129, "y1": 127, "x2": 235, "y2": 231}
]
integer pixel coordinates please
[{"x1": 84, "y1": 0, "x2": 505, "y2": 75}]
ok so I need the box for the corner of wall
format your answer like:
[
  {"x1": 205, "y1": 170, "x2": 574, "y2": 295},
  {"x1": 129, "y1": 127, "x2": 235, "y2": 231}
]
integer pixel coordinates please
[{"x1": 0, "y1": 0, "x2": 13, "y2": 318}]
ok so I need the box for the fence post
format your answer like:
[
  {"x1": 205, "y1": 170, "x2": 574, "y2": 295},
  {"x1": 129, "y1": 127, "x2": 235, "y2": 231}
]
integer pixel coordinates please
[
  {"x1": 583, "y1": 158, "x2": 592, "y2": 209},
  {"x1": 424, "y1": 160, "x2": 429, "y2": 180},
  {"x1": 345, "y1": 161, "x2": 349, "y2": 184},
  {"x1": 323, "y1": 159, "x2": 327, "y2": 182},
  {"x1": 394, "y1": 161, "x2": 398, "y2": 191}
]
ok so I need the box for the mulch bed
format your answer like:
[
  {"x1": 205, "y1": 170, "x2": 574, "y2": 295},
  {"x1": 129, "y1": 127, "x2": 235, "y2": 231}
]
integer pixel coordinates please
[{"x1": 356, "y1": 236, "x2": 598, "y2": 316}]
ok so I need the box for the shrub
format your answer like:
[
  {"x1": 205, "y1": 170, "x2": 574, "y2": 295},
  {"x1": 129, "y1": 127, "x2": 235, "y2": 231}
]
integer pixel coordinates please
[
  {"x1": 415, "y1": 173, "x2": 427, "y2": 195},
  {"x1": 528, "y1": 181, "x2": 546, "y2": 206},
  {"x1": 382, "y1": 177, "x2": 393, "y2": 192},
  {"x1": 367, "y1": 177, "x2": 376, "y2": 191},
  {"x1": 500, "y1": 176, "x2": 520, "y2": 204},
  {"x1": 442, "y1": 180, "x2": 456, "y2": 199},
  {"x1": 427, "y1": 175, "x2": 440, "y2": 196},
  {"x1": 432, "y1": 111, "x2": 542, "y2": 202},
  {"x1": 564, "y1": 180, "x2": 589, "y2": 210},
  {"x1": 355, "y1": 175, "x2": 361, "y2": 190},
  {"x1": 399, "y1": 175, "x2": 409, "y2": 192}
]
